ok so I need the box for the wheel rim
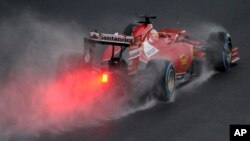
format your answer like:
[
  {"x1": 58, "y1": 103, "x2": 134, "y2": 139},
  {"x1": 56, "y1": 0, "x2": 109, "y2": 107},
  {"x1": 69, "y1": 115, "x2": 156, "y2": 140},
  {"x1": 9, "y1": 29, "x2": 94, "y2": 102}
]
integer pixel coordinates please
[
  {"x1": 167, "y1": 69, "x2": 175, "y2": 94},
  {"x1": 225, "y1": 44, "x2": 232, "y2": 63},
  {"x1": 222, "y1": 37, "x2": 232, "y2": 69}
]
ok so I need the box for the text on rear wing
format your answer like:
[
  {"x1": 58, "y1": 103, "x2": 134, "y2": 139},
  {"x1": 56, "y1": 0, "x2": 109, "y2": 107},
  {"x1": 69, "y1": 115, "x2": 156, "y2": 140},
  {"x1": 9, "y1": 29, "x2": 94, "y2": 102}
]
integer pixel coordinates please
[{"x1": 89, "y1": 32, "x2": 134, "y2": 45}]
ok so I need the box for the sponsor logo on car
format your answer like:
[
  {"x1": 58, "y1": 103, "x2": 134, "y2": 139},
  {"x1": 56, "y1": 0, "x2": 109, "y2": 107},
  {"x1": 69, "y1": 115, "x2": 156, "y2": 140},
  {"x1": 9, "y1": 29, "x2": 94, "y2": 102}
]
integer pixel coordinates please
[
  {"x1": 180, "y1": 54, "x2": 188, "y2": 68},
  {"x1": 89, "y1": 32, "x2": 134, "y2": 44},
  {"x1": 143, "y1": 40, "x2": 159, "y2": 57}
]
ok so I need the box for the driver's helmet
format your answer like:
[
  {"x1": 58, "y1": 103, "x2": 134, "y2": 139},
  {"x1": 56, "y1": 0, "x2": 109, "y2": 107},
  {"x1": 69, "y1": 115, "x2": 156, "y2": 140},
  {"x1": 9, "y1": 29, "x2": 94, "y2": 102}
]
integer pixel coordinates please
[{"x1": 149, "y1": 29, "x2": 159, "y2": 40}]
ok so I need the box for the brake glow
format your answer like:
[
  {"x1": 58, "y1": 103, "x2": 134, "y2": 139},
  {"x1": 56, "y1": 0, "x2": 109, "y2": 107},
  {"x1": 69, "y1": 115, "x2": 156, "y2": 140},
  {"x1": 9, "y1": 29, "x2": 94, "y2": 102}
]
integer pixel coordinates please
[{"x1": 101, "y1": 73, "x2": 108, "y2": 83}]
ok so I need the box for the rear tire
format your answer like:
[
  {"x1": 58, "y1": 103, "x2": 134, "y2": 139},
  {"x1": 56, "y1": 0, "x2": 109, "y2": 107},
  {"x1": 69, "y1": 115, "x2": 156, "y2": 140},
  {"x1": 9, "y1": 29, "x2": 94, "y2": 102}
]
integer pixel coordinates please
[
  {"x1": 206, "y1": 32, "x2": 232, "y2": 72},
  {"x1": 146, "y1": 60, "x2": 176, "y2": 101}
]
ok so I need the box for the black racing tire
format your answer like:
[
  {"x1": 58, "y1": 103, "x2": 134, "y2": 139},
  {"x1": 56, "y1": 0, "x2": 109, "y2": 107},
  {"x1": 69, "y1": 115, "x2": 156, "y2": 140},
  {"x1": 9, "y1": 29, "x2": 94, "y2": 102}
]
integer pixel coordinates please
[
  {"x1": 206, "y1": 32, "x2": 233, "y2": 72},
  {"x1": 146, "y1": 60, "x2": 176, "y2": 101}
]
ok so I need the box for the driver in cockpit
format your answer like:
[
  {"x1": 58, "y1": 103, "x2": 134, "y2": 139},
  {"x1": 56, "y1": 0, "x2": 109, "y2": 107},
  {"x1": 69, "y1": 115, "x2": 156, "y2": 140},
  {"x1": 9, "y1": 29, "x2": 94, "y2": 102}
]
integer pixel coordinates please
[{"x1": 148, "y1": 29, "x2": 160, "y2": 43}]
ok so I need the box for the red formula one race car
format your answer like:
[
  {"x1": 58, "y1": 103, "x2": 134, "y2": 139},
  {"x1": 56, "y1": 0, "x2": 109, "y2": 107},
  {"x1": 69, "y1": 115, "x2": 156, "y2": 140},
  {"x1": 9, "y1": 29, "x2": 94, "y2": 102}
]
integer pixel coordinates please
[{"x1": 82, "y1": 16, "x2": 240, "y2": 101}]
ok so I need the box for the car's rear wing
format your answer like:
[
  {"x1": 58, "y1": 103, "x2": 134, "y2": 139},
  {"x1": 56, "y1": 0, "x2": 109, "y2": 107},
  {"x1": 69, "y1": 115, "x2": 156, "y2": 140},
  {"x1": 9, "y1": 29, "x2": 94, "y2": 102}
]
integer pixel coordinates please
[
  {"x1": 84, "y1": 32, "x2": 134, "y2": 47},
  {"x1": 83, "y1": 32, "x2": 134, "y2": 65}
]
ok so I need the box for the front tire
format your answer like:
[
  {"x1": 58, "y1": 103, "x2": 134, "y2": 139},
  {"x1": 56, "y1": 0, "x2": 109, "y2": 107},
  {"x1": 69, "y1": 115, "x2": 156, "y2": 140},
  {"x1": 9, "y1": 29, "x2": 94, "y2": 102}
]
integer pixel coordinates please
[{"x1": 206, "y1": 32, "x2": 232, "y2": 72}]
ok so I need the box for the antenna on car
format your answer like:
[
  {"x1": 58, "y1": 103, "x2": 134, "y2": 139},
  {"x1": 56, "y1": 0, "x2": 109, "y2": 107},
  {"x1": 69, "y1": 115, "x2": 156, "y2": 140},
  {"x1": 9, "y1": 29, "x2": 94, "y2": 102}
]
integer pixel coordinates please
[{"x1": 138, "y1": 15, "x2": 157, "y2": 24}]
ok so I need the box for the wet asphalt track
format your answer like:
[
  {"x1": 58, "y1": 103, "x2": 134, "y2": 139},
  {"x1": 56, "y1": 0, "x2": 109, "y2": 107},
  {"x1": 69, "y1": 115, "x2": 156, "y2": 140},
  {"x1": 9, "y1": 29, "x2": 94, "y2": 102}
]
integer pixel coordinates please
[{"x1": 1, "y1": 0, "x2": 250, "y2": 141}]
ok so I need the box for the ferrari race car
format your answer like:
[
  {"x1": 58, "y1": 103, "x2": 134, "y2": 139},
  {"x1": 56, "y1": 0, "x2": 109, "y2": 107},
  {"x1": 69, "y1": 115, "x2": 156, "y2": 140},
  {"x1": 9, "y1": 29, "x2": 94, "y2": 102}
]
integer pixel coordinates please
[{"x1": 81, "y1": 16, "x2": 240, "y2": 101}]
